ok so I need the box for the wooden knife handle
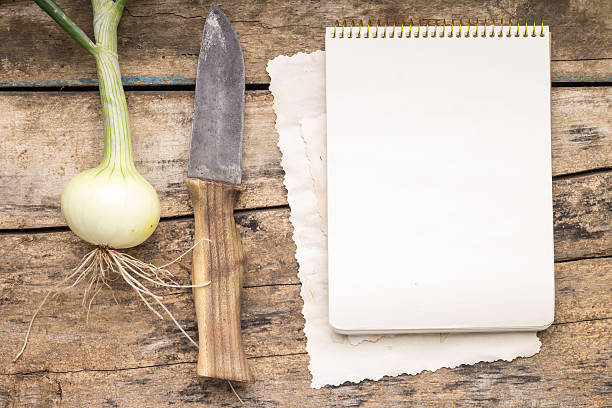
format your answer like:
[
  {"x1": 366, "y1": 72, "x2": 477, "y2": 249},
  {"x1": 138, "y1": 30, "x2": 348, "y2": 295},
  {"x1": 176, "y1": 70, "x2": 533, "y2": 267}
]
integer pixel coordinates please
[{"x1": 186, "y1": 178, "x2": 254, "y2": 383}]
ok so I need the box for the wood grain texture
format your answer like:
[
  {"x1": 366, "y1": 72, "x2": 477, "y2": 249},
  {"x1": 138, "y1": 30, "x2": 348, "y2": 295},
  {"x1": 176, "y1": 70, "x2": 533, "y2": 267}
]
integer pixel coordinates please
[
  {"x1": 0, "y1": 90, "x2": 285, "y2": 229},
  {"x1": 554, "y1": 257, "x2": 611, "y2": 324},
  {"x1": 1, "y1": 0, "x2": 611, "y2": 87},
  {"x1": 551, "y1": 87, "x2": 612, "y2": 175},
  {"x1": 186, "y1": 179, "x2": 253, "y2": 382},
  {"x1": 0, "y1": 208, "x2": 609, "y2": 374},
  {"x1": 1, "y1": 0, "x2": 610, "y2": 404},
  {"x1": 0, "y1": 321, "x2": 609, "y2": 407},
  {"x1": 553, "y1": 172, "x2": 612, "y2": 260},
  {"x1": 1, "y1": 88, "x2": 610, "y2": 229},
  {"x1": 0, "y1": 209, "x2": 305, "y2": 375}
]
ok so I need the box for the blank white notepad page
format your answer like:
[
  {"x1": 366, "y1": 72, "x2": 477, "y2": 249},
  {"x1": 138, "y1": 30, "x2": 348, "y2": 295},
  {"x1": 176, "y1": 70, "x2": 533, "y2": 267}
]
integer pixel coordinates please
[{"x1": 325, "y1": 25, "x2": 554, "y2": 333}]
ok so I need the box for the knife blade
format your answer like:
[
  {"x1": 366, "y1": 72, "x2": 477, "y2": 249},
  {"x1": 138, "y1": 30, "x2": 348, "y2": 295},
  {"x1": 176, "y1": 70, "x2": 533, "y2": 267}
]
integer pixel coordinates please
[
  {"x1": 188, "y1": 4, "x2": 244, "y2": 185},
  {"x1": 185, "y1": 3, "x2": 253, "y2": 383}
]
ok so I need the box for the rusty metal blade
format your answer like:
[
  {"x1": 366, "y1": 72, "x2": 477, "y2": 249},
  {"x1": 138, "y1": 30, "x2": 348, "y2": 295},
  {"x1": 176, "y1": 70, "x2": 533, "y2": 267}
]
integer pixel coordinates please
[{"x1": 188, "y1": 4, "x2": 244, "y2": 185}]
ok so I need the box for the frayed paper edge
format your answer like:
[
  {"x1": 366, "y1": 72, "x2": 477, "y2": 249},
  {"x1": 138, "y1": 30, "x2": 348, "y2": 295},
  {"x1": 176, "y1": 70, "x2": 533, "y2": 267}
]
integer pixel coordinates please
[
  {"x1": 319, "y1": 337, "x2": 542, "y2": 388},
  {"x1": 268, "y1": 52, "x2": 328, "y2": 387},
  {"x1": 267, "y1": 51, "x2": 543, "y2": 389}
]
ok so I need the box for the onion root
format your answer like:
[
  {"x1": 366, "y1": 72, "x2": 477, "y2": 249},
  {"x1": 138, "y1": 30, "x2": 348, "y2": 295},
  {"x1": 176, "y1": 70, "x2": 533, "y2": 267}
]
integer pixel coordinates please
[{"x1": 14, "y1": 239, "x2": 209, "y2": 362}]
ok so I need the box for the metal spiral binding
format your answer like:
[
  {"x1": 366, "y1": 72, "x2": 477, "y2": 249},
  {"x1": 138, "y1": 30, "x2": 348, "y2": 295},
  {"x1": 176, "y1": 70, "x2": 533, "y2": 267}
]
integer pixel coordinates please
[{"x1": 332, "y1": 18, "x2": 545, "y2": 39}]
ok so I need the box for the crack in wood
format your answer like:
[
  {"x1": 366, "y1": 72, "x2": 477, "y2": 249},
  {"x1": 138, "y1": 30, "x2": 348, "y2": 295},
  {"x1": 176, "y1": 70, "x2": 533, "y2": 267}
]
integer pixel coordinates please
[
  {"x1": 555, "y1": 254, "x2": 612, "y2": 264},
  {"x1": 551, "y1": 316, "x2": 612, "y2": 327},
  {"x1": 124, "y1": 8, "x2": 205, "y2": 21},
  {"x1": 123, "y1": 8, "x2": 317, "y2": 32},
  {"x1": 552, "y1": 167, "x2": 612, "y2": 181},
  {"x1": 2, "y1": 352, "x2": 310, "y2": 377}
]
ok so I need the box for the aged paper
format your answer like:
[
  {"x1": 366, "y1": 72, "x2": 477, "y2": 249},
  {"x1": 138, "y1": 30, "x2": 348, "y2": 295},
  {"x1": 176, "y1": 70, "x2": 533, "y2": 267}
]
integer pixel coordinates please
[
  {"x1": 300, "y1": 115, "x2": 327, "y2": 236},
  {"x1": 267, "y1": 51, "x2": 541, "y2": 389}
]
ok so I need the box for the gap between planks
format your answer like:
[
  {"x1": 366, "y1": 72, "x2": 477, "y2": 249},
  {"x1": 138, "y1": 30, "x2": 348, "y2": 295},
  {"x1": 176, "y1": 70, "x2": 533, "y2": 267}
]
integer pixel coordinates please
[
  {"x1": 0, "y1": 204, "x2": 291, "y2": 236},
  {"x1": 0, "y1": 83, "x2": 270, "y2": 93},
  {"x1": 0, "y1": 81, "x2": 610, "y2": 93},
  {"x1": 552, "y1": 167, "x2": 612, "y2": 181}
]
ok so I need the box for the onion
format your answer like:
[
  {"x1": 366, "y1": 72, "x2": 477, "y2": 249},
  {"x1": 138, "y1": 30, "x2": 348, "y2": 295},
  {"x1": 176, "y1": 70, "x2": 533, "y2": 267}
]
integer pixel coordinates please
[
  {"x1": 15, "y1": 0, "x2": 205, "y2": 363},
  {"x1": 61, "y1": 163, "x2": 160, "y2": 249}
]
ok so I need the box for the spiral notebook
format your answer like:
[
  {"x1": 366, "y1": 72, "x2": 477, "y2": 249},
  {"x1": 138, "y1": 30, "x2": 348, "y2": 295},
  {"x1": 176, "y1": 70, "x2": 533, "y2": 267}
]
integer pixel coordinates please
[{"x1": 325, "y1": 21, "x2": 554, "y2": 334}]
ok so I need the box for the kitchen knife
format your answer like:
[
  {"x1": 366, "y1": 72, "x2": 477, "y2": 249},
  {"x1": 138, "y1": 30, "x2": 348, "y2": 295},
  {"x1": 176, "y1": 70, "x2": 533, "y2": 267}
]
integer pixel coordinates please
[{"x1": 186, "y1": 3, "x2": 253, "y2": 383}]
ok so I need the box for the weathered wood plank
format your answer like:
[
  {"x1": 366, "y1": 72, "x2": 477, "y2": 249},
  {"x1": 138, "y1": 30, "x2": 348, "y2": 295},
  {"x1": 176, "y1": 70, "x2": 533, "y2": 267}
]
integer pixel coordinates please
[
  {"x1": 0, "y1": 90, "x2": 286, "y2": 229},
  {"x1": 0, "y1": 209, "x2": 304, "y2": 375},
  {"x1": 0, "y1": 286, "x2": 305, "y2": 376},
  {"x1": 1, "y1": 320, "x2": 609, "y2": 407},
  {"x1": 0, "y1": 209, "x2": 299, "y2": 290},
  {"x1": 553, "y1": 59, "x2": 612, "y2": 83},
  {"x1": 553, "y1": 173, "x2": 612, "y2": 260},
  {"x1": 0, "y1": 0, "x2": 610, "y2": 87},
  {"x1": 1, "y1": 88, "x2": 610, "y2": 229},
  {"x1": 0, "y1": 204, "x2": 609, "y2": 375},
  {"x1": 551, "y1": 87, "x2": 611, "y2": 175},
  {"x1": 554, "y1": 257, "x2": 611, "y2": 325}
]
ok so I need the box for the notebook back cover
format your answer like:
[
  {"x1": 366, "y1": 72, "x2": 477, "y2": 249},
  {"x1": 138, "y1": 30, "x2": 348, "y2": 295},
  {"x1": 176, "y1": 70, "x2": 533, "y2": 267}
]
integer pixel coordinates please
[{"x1": 325, "y1": 24, "x2": 554, "y2": 333}]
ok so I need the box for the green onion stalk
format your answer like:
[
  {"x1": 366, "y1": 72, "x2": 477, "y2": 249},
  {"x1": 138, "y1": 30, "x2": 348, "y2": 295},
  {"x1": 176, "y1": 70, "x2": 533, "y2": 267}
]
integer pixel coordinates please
[
  {"x1": 38, "y1": 0, "x2": 161, "y2": 248},
  {"x1": 15, "y1": 0, "x2": 207, "y2": 362}
]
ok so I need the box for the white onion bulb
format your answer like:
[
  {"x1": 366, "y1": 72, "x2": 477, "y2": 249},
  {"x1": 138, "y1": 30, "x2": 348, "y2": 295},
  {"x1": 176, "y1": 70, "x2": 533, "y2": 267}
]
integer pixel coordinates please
[{"x1": 61, "y1": 167, "x2": 160, "y2": 249}]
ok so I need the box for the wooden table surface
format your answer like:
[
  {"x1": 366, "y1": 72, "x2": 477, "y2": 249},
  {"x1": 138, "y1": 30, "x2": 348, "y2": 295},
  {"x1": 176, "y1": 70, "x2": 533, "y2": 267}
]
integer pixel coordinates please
[{"x1": 1, "y1": 1, "x2": 610, "y2": 406}]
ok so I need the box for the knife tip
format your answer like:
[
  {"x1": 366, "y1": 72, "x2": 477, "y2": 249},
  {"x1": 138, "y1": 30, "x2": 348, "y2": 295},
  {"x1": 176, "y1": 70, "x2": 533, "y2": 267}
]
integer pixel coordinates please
[
  {"x1": 209, "y1": 3, "x2": 220, "y2": 15},
  {"x1": 208, "y1": 3, "x2": 231, "y2": 24}
]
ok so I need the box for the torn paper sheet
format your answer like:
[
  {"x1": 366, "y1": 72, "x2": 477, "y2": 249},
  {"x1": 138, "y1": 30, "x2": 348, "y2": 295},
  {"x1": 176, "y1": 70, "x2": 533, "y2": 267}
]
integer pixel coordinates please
[
  {"x1": 301, "y1": 115, "x2": 327, "y2": 235},
  {"x1": 267, "y1": 51, "x2": 541, "y2": 389}
]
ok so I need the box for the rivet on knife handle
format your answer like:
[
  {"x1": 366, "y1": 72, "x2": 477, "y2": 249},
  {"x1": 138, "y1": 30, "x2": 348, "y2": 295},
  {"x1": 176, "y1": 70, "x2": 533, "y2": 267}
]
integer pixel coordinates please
[{"x1": 187, "y1": 178, "x2": 253, "y2": 383}]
